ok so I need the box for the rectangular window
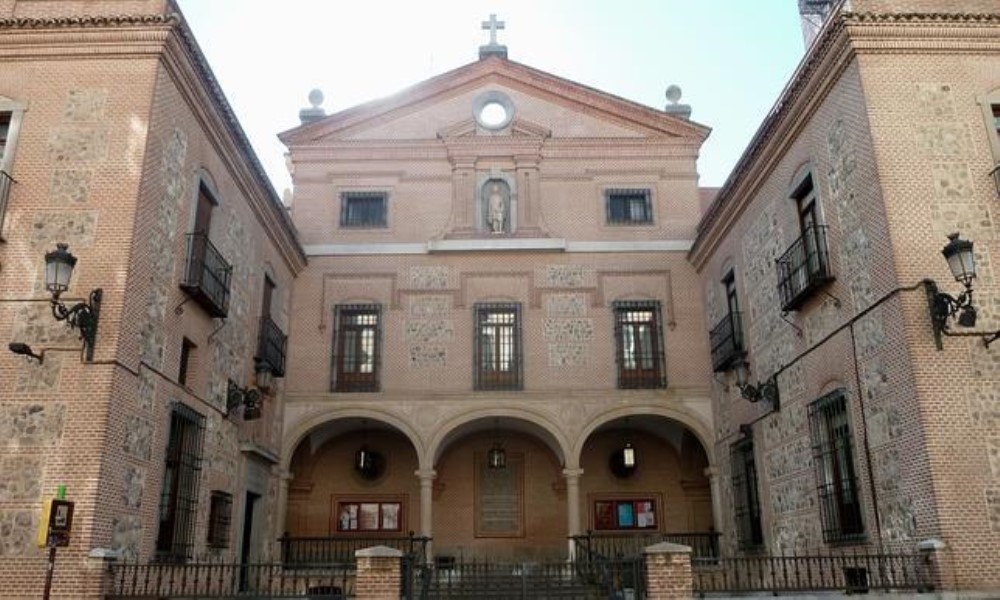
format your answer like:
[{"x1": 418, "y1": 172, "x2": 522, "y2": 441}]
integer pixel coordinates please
[
  {"x1": 593, "y1": 499, "x2": 657, "y2": 531},
  {"x1": 992, "y1": 104, "x2": 1000, "y2": 139},
  {"x1": 340, "y1": 191, "x2": 387, "y2": 228},
  {"x1": 336, "y1": 501, "x2": 402, "y2": 532},
  {"x1": 613, "y1": 301, "x2": 666, "y2": 389},
  {"x1": 156, "y1": 403, "x2": 206, "y2": 562},
  {"x1": 207, "y1": 491, "x2": 233, "y2": 548},
  {"x1": 178, "y1": 338, "x2": 196, "y2": 387},
  {"x1": 809, "y1": 390, "x2": 865, "y2": 543},
  {"x1": 0, "y1": 111, "x2": 13, "y2": 239},
  {"x1": 0, "y1": 112, "x2": 10, "y2": 161},
  {"x1": 777, "y1": 173, "x2": 833, "y2": 311},
  {"x1": 730, "y1": 435, "x2": 764, "y2": 549},
  {"x1": 332, "y1": 304, "x2": 381, "y2": 392},
  {"x1": 474, "y1": 303, "x2": 522, "y2": 390},
  {"x1": 606, "y1": 188, "x2": 653, "y2": 225}
]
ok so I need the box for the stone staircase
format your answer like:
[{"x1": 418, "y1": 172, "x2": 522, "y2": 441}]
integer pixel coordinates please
[{"x1": 417, "y1": 562, "x2": 613, "y2": 599}]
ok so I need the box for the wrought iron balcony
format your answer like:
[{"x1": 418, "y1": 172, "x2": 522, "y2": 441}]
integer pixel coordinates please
[
  {"x1": 776, "y1": 225, "x2": 834, "y2": 312},
  {"x1": 256, "y1": 315, "x2": 287, "y2": 377},
  {"x1": 710, "y1": 311, "x2": 744, "y2": 372},
  {"x1": 0, "y1": 170, "x2": 14, "y2": 239},
  {"x1": 180, "y1": 232, "x2": 231, "y2": 318}
]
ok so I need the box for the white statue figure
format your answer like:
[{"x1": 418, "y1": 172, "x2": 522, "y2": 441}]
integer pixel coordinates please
[{"x1": 487, "y1": 182, "x2": 506, "y2": 234}]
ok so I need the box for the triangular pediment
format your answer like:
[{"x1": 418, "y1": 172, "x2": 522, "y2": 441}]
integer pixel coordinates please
[{"x1": 280, "y1": 57, "x2": 710, "y2": 146}]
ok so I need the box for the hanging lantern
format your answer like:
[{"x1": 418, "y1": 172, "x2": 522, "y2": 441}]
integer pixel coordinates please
[
  {"x1": 488, "y1": 442, "x2": 506, "y2": 470},
  {"x1": 622, "y1": 441, "x2": 636, "y2": 468}
]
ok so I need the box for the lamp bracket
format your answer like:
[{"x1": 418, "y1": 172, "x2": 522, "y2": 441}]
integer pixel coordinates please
[
  {"x1": 925, "y1": 279, "x2": 985, "y2": 350},
  {"x1": 50, "y1": 288, "x2": 101, "y2": 361},
  {"x1": 738, "y1": 374, "x2": 781, "y2": 411}
]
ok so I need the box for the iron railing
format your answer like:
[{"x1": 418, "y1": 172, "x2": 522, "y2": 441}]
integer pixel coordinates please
[
  {"x1": 0, "y1": 170, "x2": 13, "y2": 239},
  {"x1": 709, "y1": 311, "x2": 744, "y2": 372},
  {"x1": 776, "y1": 224, "x2": 833, "y2": 311},
  {"x1": 692, "y1": 552, "x2": 931, "y2": 595},
  {"x1": 279, "y1": 533, "x2": 429, "y2": 567},
  {"x1": 257, "y1": 315, "x2": 287, "y2": 377},
  {"x1": 180, "y1": 232, "x2": 231, "y2": 318},
  {"x1": 572, "y1": 531, "x2": 720, "y2": 561},
  {"x1": 105, "y1": 561, "x2": 354, "y2": 598}
]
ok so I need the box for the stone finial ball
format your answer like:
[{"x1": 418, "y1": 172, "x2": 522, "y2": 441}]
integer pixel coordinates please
[
  {"x1": 665, "y1": 84, "x2": 683, "y2": 104},
  {"x1": 308, "y1": 88, "x2": 324, "y2": 108}
]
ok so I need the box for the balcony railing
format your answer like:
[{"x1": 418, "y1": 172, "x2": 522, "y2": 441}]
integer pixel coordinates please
[
  {"x1": 180, "y1": 232, "x2": 231, "y2": 318},
  {"x1": 776, "y1": 224, "x2": 834, "y2": 312},
  {"x1": 0, "y1": 170, "x2": 14, "y2": 239},
  {"x1": 710, "y1": 311, "x2": 744, "y2": 372},
  {"x1": 256, "y1": 315, "x2": 287, "y2": 377}
]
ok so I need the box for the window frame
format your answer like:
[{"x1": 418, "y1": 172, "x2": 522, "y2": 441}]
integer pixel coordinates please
[
  {"x1": 473, "y1": 302, "x2": 523, "y2": 391},
  {"x1": 206, "y1": 490, "x2": 233, "y2": 549},
  {"x1": 613, "y1": 300, "x2": 666, "y2": 389},
  {"x1": 335, "y1": 500, "x2": 403, "y2": 533},
  {"x1": 977, "y1": 89, "x2": 1000, "y2": 163},
  {"x1": 592, "y1": 498, "x2": 659, "y2": 531},
  {"x1": 340, "y1": 191, "x2": 388, "y2": 229},
  {"x1": 808, "y1": 389, "x2": 866, "y2": 544},
  {"x1": 605, "y1": 188, "x2": 654, "y2": 225},
  {"x1": 331, "y1": 304, "x2": 382, "y2": 392},
  {"x1": 178, "y1": 337, "x2": 196, "y2": 388},
  {"x1": 730, "y1": 434, "x2": 764, "y2": 550},
  {"x1": 155, "y1": 402, "x2": 206, "y2": 562},
  {"x1": 0, "y1": 97, "x2": 26, "y2": 241}
]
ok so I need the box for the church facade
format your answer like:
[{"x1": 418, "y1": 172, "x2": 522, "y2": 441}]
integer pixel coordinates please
[{"x1": 278, "y1": 47, "x2": 718, "y2": 562}]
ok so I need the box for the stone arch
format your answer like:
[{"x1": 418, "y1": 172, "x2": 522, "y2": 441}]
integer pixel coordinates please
[
  {"x1": 426, "y1": 407, "x2": 570, "y2": 470},
  {"x1": 570, "y1": 404, "x2": 714, "y2": 469},
  {"x1": 281, "y1": 407, "x2": 426, "y2": 474}
]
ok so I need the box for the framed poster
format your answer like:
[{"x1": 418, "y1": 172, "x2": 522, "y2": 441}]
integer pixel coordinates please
[
  {"x1": 332, "y1": 495, "x2": 405, "y2": 533},
  {"x1": 589, "y1": 494, "x2": 661, "y2": 532}
]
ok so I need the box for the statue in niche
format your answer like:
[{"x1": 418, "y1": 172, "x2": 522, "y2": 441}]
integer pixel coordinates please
[{"x1": 484, "y1": 180, "x2": 509, "y2": 234}]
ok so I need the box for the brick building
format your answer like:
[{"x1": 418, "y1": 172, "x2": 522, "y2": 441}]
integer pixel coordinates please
[
  {"x1": 278, "y1": 35, "x2": 718, "y2": 562},
  {"x1": 690, "y1": 0, "x2": 1000, "y2": 592},
  {"x1": 0, "y1": 0, "x2": 304, "y2": 596}
]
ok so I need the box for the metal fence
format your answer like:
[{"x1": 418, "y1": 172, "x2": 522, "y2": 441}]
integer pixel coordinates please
[
  {"x1": 572, "y1": 530, "x2": 720, "y2": 561},
  {"x1": 105, "y1": 561, "x2": 355, "y2": 599},
  {"x1": 279, "y1": 533, "x2": 429, "y2": 566},
  {"x1": 692, "y1": 551, "x2": 931, "y2": 595}
]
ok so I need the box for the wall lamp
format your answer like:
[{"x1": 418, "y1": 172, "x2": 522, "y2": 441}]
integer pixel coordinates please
[
  {"x1": 44, "y1": 243, "x2": 102, "y2": 361},
  {"x1": 227, "y1": 379, "x2": 262, "y2": 421},
  {"x1": 735, "y1": 360, "x2": 780, "y2": 410},
  {"x1": 8, "y1": 342, "x2": 44, "y2": 363},
  {"x1": 926, "y1": 233, "x2": 1000, "y2": 349}
]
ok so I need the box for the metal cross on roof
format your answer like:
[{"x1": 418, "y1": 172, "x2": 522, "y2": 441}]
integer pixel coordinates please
[{"x1": 481, "y1": 14, "x2": 505, "y2": 46}]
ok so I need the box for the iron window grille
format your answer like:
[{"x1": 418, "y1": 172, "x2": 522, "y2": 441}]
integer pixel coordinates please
[
  {"x1": 332, "y1": 304, "x2": 381, "y2": 392},
  {"x1": 474, "y1": 302, "x2": 522, "y2": 390},
  {"x1": 809, "y1": 390, "x2": 866, "y2": 544},
  {"x1": 180, "y1": 232, "x2": 232, "y2": 318},
  {"x1": 155, "y1": 402, "x2": 206, "y2": 562},
  {"x1": 206, "y1": 491, "x2": 233, "y2": 548},
  {"x1": 776, "y1": 224, "x2": 834, "y2": 311},
  {"x1": 605, "y1": 188, "x2": 653, "y2": 225},
  {"x1": 730, "y1": 435, "x2": 764, "y2": 550},
  {"x1": 710, "y1": 311, "x2": 745, "y2": 372},
  {"x1": 613, "y1": 301, "x2": 666, "y2": 389},
  {"x1": 256, "y1": 315, "x2": 287, "y2": 377},
  {"x1": 340, "y1": 191, "x2": 388, "y2": 228}
]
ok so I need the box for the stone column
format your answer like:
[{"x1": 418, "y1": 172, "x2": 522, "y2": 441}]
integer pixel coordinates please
[
  {"x1": 274, "y1": 469, "x2": 293, "y2": 555},
  {"x1": 416, "y1": 469, "x2": 436, "y2": 560},
  {"x1": 563, "y1": 468, "x2": 583, "y2": 558},
  {"x1": 644, "y1": 542, "x2": 693, "y2": 599},
  {"x1": 355, "y1": 546, "x2": 403, "y2": 599},
  {"x1": 705, "y1": 466, "x2": 722, "y2": 533}
]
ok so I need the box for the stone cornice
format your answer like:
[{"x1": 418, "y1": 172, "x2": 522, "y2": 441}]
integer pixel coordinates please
[
  {"x1": 0, "y1": 14, "x2": 177, "y2": 28},
  {"x1": 689, "y1": 10, "x2": 1000, "y2": 269}
]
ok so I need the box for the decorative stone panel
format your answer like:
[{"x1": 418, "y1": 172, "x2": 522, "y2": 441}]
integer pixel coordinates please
[
  {"x1": 988, "y1": 437, "x2": 1000, "y2": 479},
  {"x1": 540, "y1": 265, "x2": 591, "y2": 288},
  {"x1": 770, "y1": 476, "x2": 815, "y2": 515},
  {"x1": 111, "y1": 515, "x2": 142, "y2": 560},
  {"x1": 0, "y1": 456, "x2": 42, "y2": 501},
  {"x1": 409, "y1": 266, "x2": 450, "y2": 289},
  {"x1": 765, "y1": 437, "x2": 812, "y2": 481},
  {"x1": 545, "y1": 294, "x2": 586, "y2": 317},
  {"x1": 15, "y1": 352, "x2": 62, "y2": 393},
  {"x1": 409, "y1": 296, "x2": 451, "y2": 317},
  {"x1": 29, "y1": 211, "x2": 97, "y2": 249},
  {"x1": 405, "y1": 320, "x2": 454, "y2": 344},
  {"x1": 879, "y1": 494, "x2": 917, "y2": 543},
  {"x1": 773, "y1": 515, "x2": 821, "y2": 555},
  {"x1": 543, "y1": 319, "x2": 593, "y2": 342},
  {"x1": 931, "y1": 163, "x2": 975, "y2": 199},
  {"x1": 12, "y1": 304, "x2": 80, "y2": 346},
  {"x1": 137, "y1": 369, "x2": 156, "y2": 412},
  {"x1": 859, "y1": 356, "x2": 890, "y2": 407},
  {"x1": 867, "y1": 405, "x2": 903, "y2": 449},
  {"x1": 48, "y1": 125, "x2": 109, "y2": 163},
  {"x1": 986, "y1": 487, "x2": 1000, "y2": 533},
  {"x1": 409, "y1": 346, "x2": 447, "y2": 368},
  {"x1": 914, "y1": 124, "x2": 970, "y2": 158},
  {"x1": 64, "y1": 89, "x2": 108, "y2": 122},
  {"x1": 123, "y1": 466, "x2": 144, "y2": 509},
  {"x1": 50, "y1": 169, "x2": 93, "y2": 204},
  {"x1": 122, "y1": 415, "x2": 153, "y2": 461},
  {"x1": 0, "y1": 403, "x2": 65, "y2": 446},
  {"x1": 207, "y1": 415, "x2": 237, "y2": 483},
  {"x1": 784, "y1": 361, "x2": 806, "y2": 403},
  {"x1": 0, "y1": 511, "x2": 35, "y2": 557},
  {"x1": 741, "y1": 202, "x2": 794, "y2": 375},
  {"x1": 548, "y1": 343, "x2": 587, "y2": 367},
  {"x1": 968, "y1": 382, "x2": 1000, "y2": 430},
  {"x1": 802, "y1": 297, "x2": 841, "y2": 348},
  {"x1": 915, "y1": 83, "x2": 956, "y2": 119}
]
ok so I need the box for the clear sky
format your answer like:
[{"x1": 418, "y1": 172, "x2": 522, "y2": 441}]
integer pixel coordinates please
[{"x1": 175, "y1": 0, "x2": 807, "y2": 196}]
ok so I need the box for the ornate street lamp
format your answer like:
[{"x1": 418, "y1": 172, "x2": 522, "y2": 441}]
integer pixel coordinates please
[{"x1": 43, "y1": 243, "x2": 101, "y2": 361}]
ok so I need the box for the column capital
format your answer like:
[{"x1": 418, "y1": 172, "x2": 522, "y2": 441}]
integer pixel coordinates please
[
  {"x1": 703, "y1": 466, "x2": 719, "y2": 479},
  {"x1": 415, "y1": 469, "x2": 438, "y2": 481},
  {"x1": 562, "y1": 468, "x2": 584, "y2": 479}
]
